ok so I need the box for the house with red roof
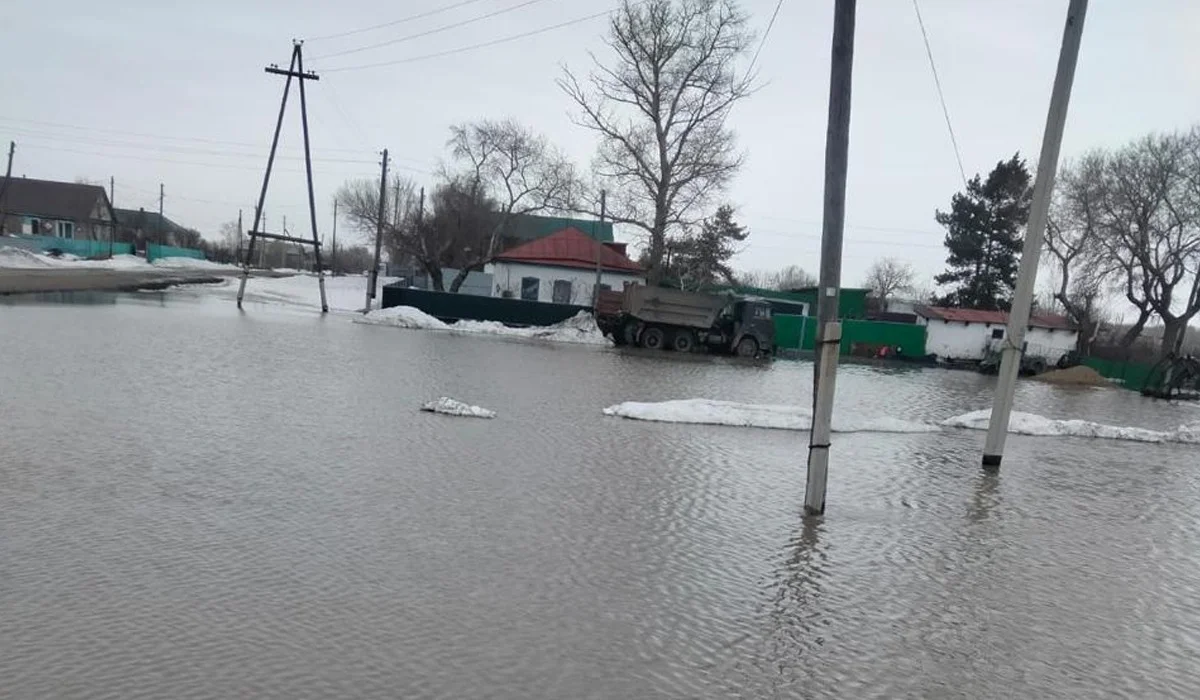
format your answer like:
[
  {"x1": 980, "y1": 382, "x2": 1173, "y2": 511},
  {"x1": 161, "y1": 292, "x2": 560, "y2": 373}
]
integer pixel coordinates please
[
  {"x1": 913, "y1": 304, "x2": 1078, "y2": 362},
  {"x1": 488, "y1": 227, "x2": 644, "y2": 304}
]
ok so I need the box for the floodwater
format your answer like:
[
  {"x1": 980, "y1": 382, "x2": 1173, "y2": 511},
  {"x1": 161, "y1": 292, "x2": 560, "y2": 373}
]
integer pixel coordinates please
[{"x1": 2, "y1": 292, "x2": 1198, "y2": 699}]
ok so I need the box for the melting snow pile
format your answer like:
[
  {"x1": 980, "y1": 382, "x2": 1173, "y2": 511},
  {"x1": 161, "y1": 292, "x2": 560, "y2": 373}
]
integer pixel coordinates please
[
  {"x1": 0, "y1": 247, "x2": 57, "y2": 268},
  {"x1": 420, "y1": 397, "x2": 496, "y2": 419},
  {"x1": 942, "y1": 409, "x2": 1200, "y2": 445},
  {"x1": 355, "y1": 306, "x2": 449, "y2": 329},
  {"x1": 356, "y1": 308, "x2": 610, "y2": 346},
  {"x1": 151, "y1": 257, "x2": 239, "y2": 271},
  {"x1": 602, "y1": 399, "x2": 937, "y2": 434}
]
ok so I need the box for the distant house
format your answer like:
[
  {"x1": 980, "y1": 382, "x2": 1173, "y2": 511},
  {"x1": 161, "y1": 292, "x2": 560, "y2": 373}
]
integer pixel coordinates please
[
  {"x1": 113, "y1": 208, "x2": 190, "y2": 247},
  {"x1": 914, "y1": 305, "x2": 1077, "y2": 362},
  {"x1": 0, "y1": 177, "x2": 115, "y2": 240},
  {"x1": 488, "y1": 227, "x2": 643, "y2": 304}
]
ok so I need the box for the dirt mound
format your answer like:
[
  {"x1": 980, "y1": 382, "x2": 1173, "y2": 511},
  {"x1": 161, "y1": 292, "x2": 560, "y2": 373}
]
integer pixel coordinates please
[{"x1": 1034, "y1": 364, "x2": 1110, "y2": 386}]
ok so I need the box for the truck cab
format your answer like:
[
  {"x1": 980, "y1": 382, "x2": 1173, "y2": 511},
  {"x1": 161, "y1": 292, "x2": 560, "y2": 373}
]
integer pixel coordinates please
[{"x1": 714, "y1": 299, "x2": 775, "y2": 357}]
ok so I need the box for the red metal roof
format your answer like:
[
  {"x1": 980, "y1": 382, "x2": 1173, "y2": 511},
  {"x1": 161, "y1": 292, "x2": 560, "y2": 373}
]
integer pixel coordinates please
[
  {"x1": 494, "y1": 227, "x2": 644, "y2": 273},
  {"x1": 914, "y1": 305, "x2": 1075, "y2": 330}
]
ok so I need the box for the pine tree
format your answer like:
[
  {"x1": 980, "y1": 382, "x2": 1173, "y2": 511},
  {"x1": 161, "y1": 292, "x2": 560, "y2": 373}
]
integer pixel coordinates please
[
  {"x1": 934, "y1": 154, "x2": 1032, "y2": 310},
  {"x1": 670, "y1": 205, "x2": 749, "y2": 289}
]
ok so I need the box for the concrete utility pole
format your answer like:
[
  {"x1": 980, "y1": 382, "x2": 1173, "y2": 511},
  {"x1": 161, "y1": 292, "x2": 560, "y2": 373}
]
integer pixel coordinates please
[
  {"x1": 331, "y1": 200, "x2": 338, "y2": 276},
  {"x1": 108, "y1": 176, "x2": 115, "y2": 257},
  {"x1": 983, "y1": 0, "x2": 1088, "y2": 468},
  {"x1": 804, "y1": 0, "x2": 856, "y2": 517},
  {"x1": 237, "y1": 209, "x2": 244, "y2": 265},
  {"x1": 0, "y1": 141, "x2": 15, "y2": 233},
  {"x1": 592, "y1": 189, "x2": 607, "y2": 308},
  {"x1": 365, "y1": 148, "x2": 389, "y2": 313}
]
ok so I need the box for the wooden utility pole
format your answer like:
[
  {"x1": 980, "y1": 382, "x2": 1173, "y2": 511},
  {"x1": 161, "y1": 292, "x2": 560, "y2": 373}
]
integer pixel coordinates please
[
  {"x1": 331, "y1": 200, "x2": 338, "y2": 276},
  {"x1": 983, "y1": 0, "x2": 1088, "y2": 468},
  {"x1": 0, "y1": 141, "x2": 13, "y2": 232},
  {"x1": 804, "y1": 0, "x2": 856, "y2": 517},
  {"x1": 108, "y1": 176, "x2": 115, "y2": 257},
  {"x1": 158, "y1": 183, "x2": 165, "y2": 245},
  {"x1": 592, "y1": 190, "x2": 607, "y2": 308},
  {"x1": 365, "y1": 148, "x2": 389, "y2": 313},
  {"x1": 237, "y1": 209, "x2": 244, "y2": 265}
]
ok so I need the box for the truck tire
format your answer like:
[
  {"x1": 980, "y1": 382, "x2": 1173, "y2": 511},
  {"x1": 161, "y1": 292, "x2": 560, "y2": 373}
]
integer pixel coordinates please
[
  {"x1": 621, "y1": 321, "x2": 638, "y2": 347},
  {"x1": 640, "y1": 326, "x2": 667, "y2": 350},
  {"x1": 1029, "y1": 358, "x2": 1047, "y2": 375},
  {"x1": 671, "y1": 329, "x2": 695, "y2": 353},
  {"x1": 735, "y1": 337, "x2": 759, "y2": 358}
]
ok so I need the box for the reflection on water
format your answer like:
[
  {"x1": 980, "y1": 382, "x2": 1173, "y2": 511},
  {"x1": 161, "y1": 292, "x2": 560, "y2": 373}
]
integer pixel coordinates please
[{"x1": 1, "y1": 296, "x2": 1198, "y2": 699}]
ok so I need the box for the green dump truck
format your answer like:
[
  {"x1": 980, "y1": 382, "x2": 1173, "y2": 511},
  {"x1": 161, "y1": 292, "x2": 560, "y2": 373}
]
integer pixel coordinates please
[{"x1": 597, "y1": 286, "x2": 775, "y2": 357}]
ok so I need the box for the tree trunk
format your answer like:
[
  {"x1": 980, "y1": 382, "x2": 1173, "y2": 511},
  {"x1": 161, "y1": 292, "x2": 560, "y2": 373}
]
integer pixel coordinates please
[
  {"x1": 1119, "y1": 308, "x2": 1152, "y2": 348},
  {"x1": 425, "y1": 264, "x2": 445, "y2": 292},
  {"x1": 449, "y1": 259, "x2": 485, "y2": 293},
  {"x1": 1161, "y1": 317, "x2": 1186, "y2": 359}
]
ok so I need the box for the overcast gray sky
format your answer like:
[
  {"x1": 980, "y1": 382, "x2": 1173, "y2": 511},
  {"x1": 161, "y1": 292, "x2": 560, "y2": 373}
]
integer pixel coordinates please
[{"x1": 2, "y1": 0, "x2": 1197, "y2": 289}]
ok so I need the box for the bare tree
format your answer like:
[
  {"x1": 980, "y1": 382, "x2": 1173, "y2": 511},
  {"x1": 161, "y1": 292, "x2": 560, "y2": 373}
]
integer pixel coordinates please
[
  {"x1": 560, "y1": 0, "x2": 754, "y2": 286},
  {"x1": 862, "y1": 257, "x2": 915, "y2": 309},
  {"x1": 1091, "y1": 131, "x2": 1200, "y2": 357},
  {"x1": 740, "y1": 264, "x2": 816, "y2": 291},
  {"x1": 443, "y1": 119, "x2": 576, "y2": 292},
  {"x1": 334, "y1": 175, "x2": 441, "y2": 284}
]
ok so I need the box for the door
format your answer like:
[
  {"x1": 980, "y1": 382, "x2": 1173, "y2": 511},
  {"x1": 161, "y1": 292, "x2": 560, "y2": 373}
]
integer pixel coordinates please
[
  {"x1": 520, "y1": 276, "x2": 540, "y2": 301},
  {"x1": 552, "y1": 280, "x2": 572, "y2": 304}
]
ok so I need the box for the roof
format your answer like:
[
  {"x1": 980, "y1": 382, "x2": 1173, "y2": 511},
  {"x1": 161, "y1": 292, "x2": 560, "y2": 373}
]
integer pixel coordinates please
[
  {"x1": 494, "y1": 227, "x2": 643, "y2": 273},
  {"x1": 113, "y1": 208, "x2": 186, "y2": 234},
  {"x1": 0, "y1": 177, "x2": 109, "y2": 222},
  {"x1": 508, "y1": 213, "x2": 613, "y2": 243},
  {"x1": 914, "y1": 305, "x2": 1076, "y2": 331}
]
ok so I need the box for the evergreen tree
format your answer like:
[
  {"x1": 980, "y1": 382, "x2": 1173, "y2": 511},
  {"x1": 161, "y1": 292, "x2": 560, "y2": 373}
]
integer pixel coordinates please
[
  {"x1": 670, "y1": 205, "x2": 749, "y2": 289},
  {"x1": 934, "y1": 154, "x2": 1032, "y2": 310}
]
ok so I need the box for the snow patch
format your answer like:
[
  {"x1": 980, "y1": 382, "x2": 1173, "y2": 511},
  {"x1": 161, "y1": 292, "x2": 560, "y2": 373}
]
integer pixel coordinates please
[
  {"x1": 356, "y1": 308, "x2": 611, "y2": 346},
  {"x1": 151, "y1": 257, "x2": 239, "y2": 271},
  {"x1": 942, "y1": 409, "x2": 1200, "y2": 445},
  {"x1": 0, "y1": 247, "x2": 57, "y2": 268},
  {"x1": 420, "y1": 397, "x2": 496, "y2": 419},
  {"x1": 355, "y1": 305, "x2": 448, "y2": 330},
  {"x1": 602, "y1": 398, "x2": 938, "y2": 434}
]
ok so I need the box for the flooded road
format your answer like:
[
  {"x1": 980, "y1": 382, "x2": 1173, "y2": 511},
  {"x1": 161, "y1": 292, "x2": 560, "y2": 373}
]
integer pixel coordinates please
[{"x1": 2, "y1": 293, "x2": 1198, "y2": 698}]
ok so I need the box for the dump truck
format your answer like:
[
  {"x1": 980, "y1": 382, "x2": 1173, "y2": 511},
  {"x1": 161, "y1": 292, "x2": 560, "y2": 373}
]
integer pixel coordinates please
[{"x1": 597, "y1": 286, "x2": 774, "y2": 357}]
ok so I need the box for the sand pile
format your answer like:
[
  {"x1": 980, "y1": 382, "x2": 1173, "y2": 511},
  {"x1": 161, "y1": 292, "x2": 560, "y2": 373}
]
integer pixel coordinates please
[{"x1": 1034, "y1": 364, "x2": 1110, "y2": 386}]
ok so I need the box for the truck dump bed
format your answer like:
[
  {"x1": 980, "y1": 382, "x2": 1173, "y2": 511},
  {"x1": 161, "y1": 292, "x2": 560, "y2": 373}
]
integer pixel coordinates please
[{"x1": 623, "y1": 286, "x2": 729, "y2": 330}]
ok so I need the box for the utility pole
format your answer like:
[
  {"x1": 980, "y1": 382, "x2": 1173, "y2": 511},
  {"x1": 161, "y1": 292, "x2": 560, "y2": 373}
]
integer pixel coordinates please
[
  {"x1": 365, "y1": 148, "x2": 389, "y2": 313},
  {"x1": 158, "y1": 183, "x2": 165, "y2": 245},
  {"x1": 592, "y1": 190, "x2": 607, "y2": 308},
  {"x1": 331, "y1": 200, "x2": 338, "y2": 276},
  {"x1": 237, "y1": 209, "x2": 244, "y2": 265},
  {"x1": 984, "y1": 0, "x2": 1088, "y2": 468},
  {"x1": 108, "y1": 176, "x2": 115, "y2": 258},
  {"x1": 804, "y1": 0, "x2": 856, "y2": 517},
  {"x1": 0, "y1": 141, "x2": 15, "y2": 233}
]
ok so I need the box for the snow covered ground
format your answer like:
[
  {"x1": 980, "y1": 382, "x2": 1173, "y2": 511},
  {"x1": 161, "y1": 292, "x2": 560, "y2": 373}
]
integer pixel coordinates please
[
  {"x1": 602, "y1": 399, "x2": 938, "y2": 434},
  {"x1": 356, "y1": 307, "x2": 611, "y2": 346},
  {"x1": 188, "y1": 274, "x2": 391, "y2": 314},
  {"x1": 602, "y1": 399, "x2": 1200, "y2": 444},
  {"x1": 0, "y1": 246, "x2": 240, "y2": 273}
]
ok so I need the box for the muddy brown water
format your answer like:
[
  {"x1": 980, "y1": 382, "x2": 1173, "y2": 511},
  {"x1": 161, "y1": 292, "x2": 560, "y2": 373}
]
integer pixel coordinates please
[{"x1": 2, "y1": 292, "x2": 1198, "y2": 698}]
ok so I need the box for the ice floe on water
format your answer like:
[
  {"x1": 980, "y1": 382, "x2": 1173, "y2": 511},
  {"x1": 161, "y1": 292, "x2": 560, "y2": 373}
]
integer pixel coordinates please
[
  {"x1": 601, "y1": 398, "x2": 939, "y2": 434},
  {"x1": 601, "y1": 399, "x2": 1200, "y2": 444},
  {"x1": 420, "y1": 397, "x2": 496, "y2": 419},
  {"x1": 942, "y1": 409, "x2": 1200, "y2": 444},
  {"x1": 357, "y1": 308, "x2": 611, "y2": 346}
]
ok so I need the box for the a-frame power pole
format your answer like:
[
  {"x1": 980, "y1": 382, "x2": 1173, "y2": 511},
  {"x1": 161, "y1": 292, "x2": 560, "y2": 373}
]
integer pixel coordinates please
[{"x1": 237, "y1": 41, "x2": 328, "y2": 313}]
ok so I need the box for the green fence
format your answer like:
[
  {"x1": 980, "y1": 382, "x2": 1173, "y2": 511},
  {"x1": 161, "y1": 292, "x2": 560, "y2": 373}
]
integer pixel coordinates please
[
  {"x1": 146, "y1": 243, "x2": 205, "y2": 262},
  {"x1": 774, "y1": 315, "x2": 927, "y2": 355},
  {"x1": 1081, "y1": 356, "x2": 1157, "y2": 391},
  {"x1": 4, "y1": 235, "x2": 133, "y2": 258}
]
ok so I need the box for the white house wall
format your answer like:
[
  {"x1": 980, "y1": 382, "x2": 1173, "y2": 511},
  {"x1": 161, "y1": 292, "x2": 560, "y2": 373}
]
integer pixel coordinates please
[
  {"x1": 923, "y1": 318, "x2": 1079, "y2": 361},
  {"x1": 489, "y1": 261, "x2": 643, "y2": 304}
]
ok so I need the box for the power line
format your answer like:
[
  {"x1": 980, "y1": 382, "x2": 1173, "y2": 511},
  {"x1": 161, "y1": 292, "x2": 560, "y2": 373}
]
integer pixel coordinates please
[
  {"x1": 312, "y1": 0, "x2": 552, "y2": 61},
  {"x1": 0, "y1": 115, "x2": 373, "y2": 155},
  {"x1": 5, "y1": 129, "x2": 376, "y2": 164},
  {"x1": 319, "y1": 5, "x2": 620, "y2": 73},
  {"x1": 18, "y1": 143, "x2": 381, "y2": 175},
  {"x1": 745, "y1": 0, "x2": 785, "y2": 77},
  {"x1": 305, "y1": 0, "x2": 492, "y2": 42},
  {"x1": 910, "y1": 0, "x2": 969, "y2": 188}
]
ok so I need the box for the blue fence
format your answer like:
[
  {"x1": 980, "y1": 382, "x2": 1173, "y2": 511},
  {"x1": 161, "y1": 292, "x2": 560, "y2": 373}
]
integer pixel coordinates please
[
  {"x1": 2, "y1": 235, "x2": 133, "y2": 258},
  {"x1": 146, "y1": 243, "x2": 205, "y2": 262}
]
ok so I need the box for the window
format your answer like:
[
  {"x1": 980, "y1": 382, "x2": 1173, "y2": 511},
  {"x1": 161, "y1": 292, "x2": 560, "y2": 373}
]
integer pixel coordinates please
[
  {"x1": 991, "y1": 328, "x2": 1004, "y2": 340},
  {"x1": 26, "y1": 218, "x2": 40, "y2": 235},
  {"x1": 520, "y1": 276, "x2": 540, "y2": 301},
  {"x1": 599, "y1": 283, "x2": 612, "y2": 293},
  {"x1": 753, "y1": 305, "x2": 772, "y2": 319},
  {"x1": 552, "y1": 280, "x2": 572, "y2": 304},
  {"x1": 56, "y1": 221, "x2": 74, "y2": 239}
]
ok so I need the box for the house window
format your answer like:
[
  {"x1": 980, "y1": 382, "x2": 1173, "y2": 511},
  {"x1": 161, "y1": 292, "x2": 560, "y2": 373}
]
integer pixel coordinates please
[
  {"x1": 552, "y1": 280, "x2": 573, "y2": 304},
  {"x1": 56, "y1": 221, "x2": 74, "y2": 239},
  {"x1": 599, "y1": 283, "x2": 612, "y2": 292},
  {"x1": 26, "y1": 218, "x2": 40, "y2": 235},
  {"x1": 520, "y1": 276, "x2": 540, "y2": 301},
  {"x1": 991, "y1": 328, "x2": 1004, "y2": 340}
]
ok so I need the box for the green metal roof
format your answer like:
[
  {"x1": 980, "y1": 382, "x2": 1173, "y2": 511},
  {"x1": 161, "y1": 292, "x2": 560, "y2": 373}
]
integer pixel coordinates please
[{"x1": 508, "y1": 213, "x2": 613, "y2": 243}]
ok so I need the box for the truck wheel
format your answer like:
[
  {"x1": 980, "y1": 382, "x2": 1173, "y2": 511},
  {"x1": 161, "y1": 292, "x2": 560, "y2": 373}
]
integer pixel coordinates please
[
  {"x1": 735, "y1": 337, "x2": 759, "y2": 358},
  {"x1": 671, "y1": 329, "x2": 695, "y2": 353},
  {"x1": 621, "y1": 321, "x2": 638, "y2": 347},
  {"x1": 1029, "y1": 358, "x2": 1047, "y2": 375},
  {"x1": 640, "y1": 326, "x2": 666, "y2": 350}
]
